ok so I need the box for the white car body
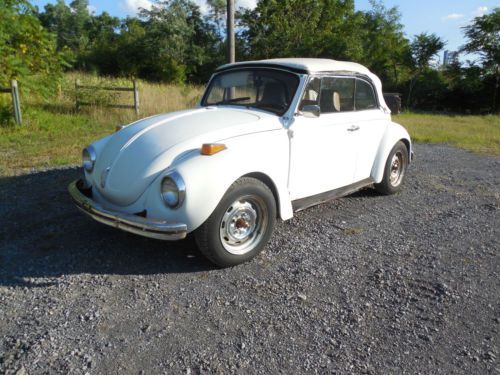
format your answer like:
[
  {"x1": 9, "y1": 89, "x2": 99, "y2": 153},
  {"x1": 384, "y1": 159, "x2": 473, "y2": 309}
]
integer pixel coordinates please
[{"x1": 69, "y1": 58, "x2": 412, "y2": 244}]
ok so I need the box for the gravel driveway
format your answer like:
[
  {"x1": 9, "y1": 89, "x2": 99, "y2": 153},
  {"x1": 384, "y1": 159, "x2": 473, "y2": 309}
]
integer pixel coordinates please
[{"x1": 1, "y1": 144, "x2": 498, "y2": 374}]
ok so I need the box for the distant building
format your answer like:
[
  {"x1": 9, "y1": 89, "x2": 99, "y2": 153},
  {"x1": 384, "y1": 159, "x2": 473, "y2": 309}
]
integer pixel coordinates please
[{"x1": 443, "y1": 50, "x2": 459, "y2": 66}]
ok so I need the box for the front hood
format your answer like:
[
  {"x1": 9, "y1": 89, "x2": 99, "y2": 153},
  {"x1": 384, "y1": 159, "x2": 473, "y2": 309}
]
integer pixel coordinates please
[{"x1": 91, "y1": 107, "x2": 280, "y2": 206}]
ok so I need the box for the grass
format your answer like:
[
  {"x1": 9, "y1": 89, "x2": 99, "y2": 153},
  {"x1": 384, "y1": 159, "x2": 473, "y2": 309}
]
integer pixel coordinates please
[
  {"x1": 396, "y1": 112, "x2": 500, "y2": 156},
  {"x1": 0, "y1": 73, "x2": 203, "y2": 175},
  {"x1": 0, "y1": 74, "x2": 498, "y2": 176}
]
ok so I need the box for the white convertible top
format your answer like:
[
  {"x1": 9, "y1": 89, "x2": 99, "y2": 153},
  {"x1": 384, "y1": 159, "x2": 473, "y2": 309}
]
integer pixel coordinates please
[
  {"x1": 218, "y1": 58, "x2": 371, "y2": 75},
  {"x1": 217, "y1": 58, "x2": 391, "y2": 113}
]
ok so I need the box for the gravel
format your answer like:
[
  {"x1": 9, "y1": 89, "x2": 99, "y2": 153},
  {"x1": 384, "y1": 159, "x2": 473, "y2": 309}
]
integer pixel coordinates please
[{"x1": 0, "y1": 143, "x2": 499, "y2": 374}]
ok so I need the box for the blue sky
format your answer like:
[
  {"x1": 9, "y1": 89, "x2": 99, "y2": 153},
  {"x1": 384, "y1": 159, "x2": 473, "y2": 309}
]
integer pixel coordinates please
[{"x1": 31, "y1": 0, "x2": 499, "y2": 62}]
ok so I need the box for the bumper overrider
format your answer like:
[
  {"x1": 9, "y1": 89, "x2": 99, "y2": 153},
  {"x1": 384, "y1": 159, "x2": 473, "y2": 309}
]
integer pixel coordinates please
[{"x1": 68, "y1": 179, "x2": 187, "y2": 240}]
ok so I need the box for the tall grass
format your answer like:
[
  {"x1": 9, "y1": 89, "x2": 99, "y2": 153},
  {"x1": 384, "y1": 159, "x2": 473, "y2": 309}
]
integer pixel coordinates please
[
  {"x1": 28, "y1": 72, "x2": 204, "y2": 124},
  {"x1": 0, "y1": 73, "x2": 203, "y2": 175}
]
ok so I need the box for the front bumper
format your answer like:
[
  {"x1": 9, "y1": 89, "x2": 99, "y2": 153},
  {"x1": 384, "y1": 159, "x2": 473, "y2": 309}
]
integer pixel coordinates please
[{"x1": 68, "y1": 179, "x2": 187, "y2": 240}]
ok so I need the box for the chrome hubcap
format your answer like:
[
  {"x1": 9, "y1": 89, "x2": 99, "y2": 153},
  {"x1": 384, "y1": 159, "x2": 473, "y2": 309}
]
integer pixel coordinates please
[
  {"x1": 389, "y1": 151, "x2": 405, "y2": 186},
  {"x1": 219, "y1": 196, "x2": 267, "y2": 255}
]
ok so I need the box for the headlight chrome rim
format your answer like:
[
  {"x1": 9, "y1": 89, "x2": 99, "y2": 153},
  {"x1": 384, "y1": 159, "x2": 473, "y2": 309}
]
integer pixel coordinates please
[
  {"x1": 160, "y1": 171, "x2": 186, "y2": 209},
  {"x1": 82, "y1": 146, "x2": 97, "y2": 172}
]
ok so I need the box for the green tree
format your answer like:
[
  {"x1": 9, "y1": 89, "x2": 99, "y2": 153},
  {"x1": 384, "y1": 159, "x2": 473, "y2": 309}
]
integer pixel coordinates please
[
  {"x1": 109, "y1": 18, "x2": 147, "y2": 77},
  {"x1": 84, "y1": 13, "x2": 123, "y2": 74},
  {"x1": 441, "y1": 62, "x2": 493, "y2": 113},
  {"x1": 189, "y1": 2, "x2": 223, "y2": 81},
  {"x1": 359, "y1": 1, "x2": 412, "y2": 89},
  {"x1": 462, "y1": 8, "x2": 500, "y2": 112},
  {"x1": 37, "y1": 0, "x2": 72, "y2": 51},
  {"x1": 0, "y1": 0, "x2": 69, "y2": 96},
  {"x1": 407, "y1": 33, "x2": 446, "y2": 107},
  {"x1": 408, "y1": 69, "x2": 448, "y2": 111},
  {"x1": 118, "y1": 0, "x2": 219, "y2": 83},
  {"x1": 38, "y1": 0, "x2": 94, "y2": 68},
  {"x1": 411, "y1": 33, "x2": 445, "y2": 69},
  {"x1": 206, "y1": 0, "x2": 226, "y2": 37},
  {"x1": 240, "y1": 0, "x2": 363, "y2": 60},
  {"x1": 136, "y1": 0, "x2": 197, "y2": 82}
]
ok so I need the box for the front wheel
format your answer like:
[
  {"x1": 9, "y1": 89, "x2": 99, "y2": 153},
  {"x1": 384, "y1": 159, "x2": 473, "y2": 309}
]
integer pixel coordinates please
[
  {"x1": 375, "y1": 141, "x2": 409, "y2": 195},
  {"x1": 195, "y1": 177, "x2": 276, "y2": 267}
]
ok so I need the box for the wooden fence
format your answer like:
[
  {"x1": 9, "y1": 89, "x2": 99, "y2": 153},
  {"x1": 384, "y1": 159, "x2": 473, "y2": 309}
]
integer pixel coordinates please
[
  {"x1": 0, "y1": 80, "x2": 22, "y2": 124},
  {"x1": 75, "y1": 79, "x2": 139, "y2": 114}
]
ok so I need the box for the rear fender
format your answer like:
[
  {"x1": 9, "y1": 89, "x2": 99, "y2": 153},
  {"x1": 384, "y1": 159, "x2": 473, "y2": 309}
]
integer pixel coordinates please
[{"x1": 371, "y1": 122, "x2": 412, "y2": 183}]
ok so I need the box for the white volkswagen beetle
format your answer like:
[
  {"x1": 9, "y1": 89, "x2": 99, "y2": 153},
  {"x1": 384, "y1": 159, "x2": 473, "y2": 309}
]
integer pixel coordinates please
[{"x1": 69, "y1": 58, "x2": 412, "y2": 267}]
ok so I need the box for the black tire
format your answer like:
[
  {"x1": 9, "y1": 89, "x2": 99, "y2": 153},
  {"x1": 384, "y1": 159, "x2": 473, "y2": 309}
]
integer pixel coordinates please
[
  {"x1": 375, "y1": 141, "x2": 409, "y2": 195},
  {"x1": 194, "y1": 177, "x2": 276, "y2": 267}
]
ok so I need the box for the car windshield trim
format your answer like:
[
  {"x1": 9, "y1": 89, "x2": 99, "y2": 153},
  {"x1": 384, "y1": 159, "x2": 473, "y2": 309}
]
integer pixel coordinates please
[
  {"x1": 215, "y1": 96, "x2": 251, "y2": 105},
  {"x1": 216, "y1": 63, "x2": 308, "y2": 74},
  {"x1": 201, "y1": 68, "x2": 300, "y2": 116}
]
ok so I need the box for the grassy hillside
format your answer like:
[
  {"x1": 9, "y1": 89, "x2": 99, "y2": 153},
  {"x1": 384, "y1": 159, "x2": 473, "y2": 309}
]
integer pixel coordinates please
[{"x1": 0, "y1": 74, "x2": 498, "y2": 176}]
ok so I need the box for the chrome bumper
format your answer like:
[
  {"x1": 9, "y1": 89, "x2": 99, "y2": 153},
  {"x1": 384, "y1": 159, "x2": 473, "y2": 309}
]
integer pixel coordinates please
[{"x1": 68, "y1": 179, "x2": 187, "y2": 240}]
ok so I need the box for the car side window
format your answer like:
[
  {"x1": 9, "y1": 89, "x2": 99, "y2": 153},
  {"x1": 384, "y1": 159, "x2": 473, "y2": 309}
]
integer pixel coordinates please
[
  {"x1": 355, "y1": 79, "x2": 378, "y2": 110},
  {"x1": 299, "y1": 77, "x2": 320, "y2": 111},
  {"x1": 320, "y1": 77, "x2": 355, "y2": 113}
]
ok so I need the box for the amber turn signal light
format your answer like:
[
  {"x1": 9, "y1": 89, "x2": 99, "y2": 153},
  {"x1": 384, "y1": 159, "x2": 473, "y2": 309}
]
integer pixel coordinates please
[{"x1": 201, "y1": 143, "x2": 226, "y2": 156}]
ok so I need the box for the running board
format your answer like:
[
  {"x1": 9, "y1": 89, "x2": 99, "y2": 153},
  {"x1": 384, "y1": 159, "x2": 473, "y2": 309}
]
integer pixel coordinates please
[{"x1": 291, "y1": 178, "x2": 374, "y2": 212}]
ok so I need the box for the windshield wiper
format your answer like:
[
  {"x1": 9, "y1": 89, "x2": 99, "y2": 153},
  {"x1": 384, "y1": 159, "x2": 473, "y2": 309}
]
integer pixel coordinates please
[
  {"x1": 215, "y1": 97, "x2": 251, "y2": 105},
  {"x1": 251, "y1": 102, "x2": 287, "y2": 113}
]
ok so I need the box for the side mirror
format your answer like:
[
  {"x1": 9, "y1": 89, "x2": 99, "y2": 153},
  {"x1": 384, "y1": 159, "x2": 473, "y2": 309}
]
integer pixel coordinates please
[{"x1": 300, "y1": 104, "x2": 320, "y2": 118}]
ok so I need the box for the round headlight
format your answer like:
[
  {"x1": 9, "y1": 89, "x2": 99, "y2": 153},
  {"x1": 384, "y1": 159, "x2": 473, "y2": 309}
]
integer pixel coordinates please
[
  {"x1": 82, "y1": 146, "x2": 96, "y2": 172},
  {"x1": 160, "y1": 172, "x2": 186, "y2": 209}
]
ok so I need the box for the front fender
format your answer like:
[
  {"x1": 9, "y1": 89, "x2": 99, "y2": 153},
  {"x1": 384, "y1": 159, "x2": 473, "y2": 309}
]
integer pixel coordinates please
[
  {"x1": 371, "y1": 122, "x2": 412, "y2": 183},
  {"x1": 83, "y1": 134, "x2": 112, "y2": 185},
  {"x1": 143, "y1": 130, "x2": 292, "y2": 233}
]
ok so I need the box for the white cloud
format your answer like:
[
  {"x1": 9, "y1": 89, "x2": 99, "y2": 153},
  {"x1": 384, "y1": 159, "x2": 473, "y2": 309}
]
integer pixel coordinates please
[
  {"x1": 237, "y1": 0, "x2": 257, "y2": 9},
  {"x1": 474, "y1": 6, "x2": 488, "y2": 17},
  {"x1": 443, "y1": 13, "x2": 464, "y2": 21},
  {"x1": 192, "y1": 0, "x2": 209, "y2": 14},
  {"x1": 123, "y1": 0, "x2": 152, "y2": 14},
  {"x1": 87, "y1": 5, "x2": 97, "y2": 15},
  {"x1": 122, "y1": 0, "x2": 256, "y2": 16},
  {"x1": 192, "y1": 0, "x2": 256, "y2": 14}
]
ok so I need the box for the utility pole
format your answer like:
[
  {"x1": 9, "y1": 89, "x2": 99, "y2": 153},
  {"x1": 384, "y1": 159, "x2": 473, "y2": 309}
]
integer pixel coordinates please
[{"x1": 227, "y1": 0, "x2": 235, "y2": 64}]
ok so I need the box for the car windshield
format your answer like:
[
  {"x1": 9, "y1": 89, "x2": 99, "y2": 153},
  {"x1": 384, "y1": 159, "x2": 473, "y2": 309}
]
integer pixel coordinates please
[{"x1": 201, "y1": 68, "x2": 300, "y2": 115}]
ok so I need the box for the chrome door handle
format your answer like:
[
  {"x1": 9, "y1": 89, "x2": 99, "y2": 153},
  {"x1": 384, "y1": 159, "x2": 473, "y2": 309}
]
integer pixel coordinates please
[{"x1": 347, "y1": 125, "x2": 360, "y2": 132}]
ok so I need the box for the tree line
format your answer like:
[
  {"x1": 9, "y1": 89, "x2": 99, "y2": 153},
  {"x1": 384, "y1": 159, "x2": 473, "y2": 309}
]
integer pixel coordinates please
[{"x1": 1, "y1": 0, "x2": 499, "y2": 113}]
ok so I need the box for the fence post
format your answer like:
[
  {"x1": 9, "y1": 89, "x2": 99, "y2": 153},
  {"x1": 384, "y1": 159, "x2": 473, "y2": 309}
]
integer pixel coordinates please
[
  {"x1": 11, "y1": 80, "x2": 22, "y2": 125},
  {"x1": 133, "y1": 79, "x2": 139, "y2": 115},
  {"x1": 75, "y1": 79, "x2": 80, "y2": 111}
]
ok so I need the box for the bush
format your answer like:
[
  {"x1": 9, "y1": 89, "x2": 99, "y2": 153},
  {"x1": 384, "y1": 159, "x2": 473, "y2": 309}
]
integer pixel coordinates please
[{"x1": 0, "y1": 0, "x2": 71, "y2": 123}]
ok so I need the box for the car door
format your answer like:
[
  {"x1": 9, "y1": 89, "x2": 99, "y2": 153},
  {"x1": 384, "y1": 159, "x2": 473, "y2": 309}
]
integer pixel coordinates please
[
  {"x1": 352, "y1": 78, "x2": 389, "y2": 181},
  {"x1": 288, "y1": 76, "x2": 359, "y2": 200}
]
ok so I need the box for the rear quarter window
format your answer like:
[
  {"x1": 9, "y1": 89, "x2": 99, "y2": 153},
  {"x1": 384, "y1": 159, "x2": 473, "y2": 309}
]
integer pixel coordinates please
[{"x1": 355, "y1": 79, "x2": 378, "y2": 110}]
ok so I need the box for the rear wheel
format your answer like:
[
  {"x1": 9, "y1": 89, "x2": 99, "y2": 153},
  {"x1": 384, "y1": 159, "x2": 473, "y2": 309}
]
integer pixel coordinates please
[
  {"x1": 375, "y1": 141, "x2": 408, "y2": 195},
  {"x1": 195, "y1": 177, "x2": 276, "y2": 267}
]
